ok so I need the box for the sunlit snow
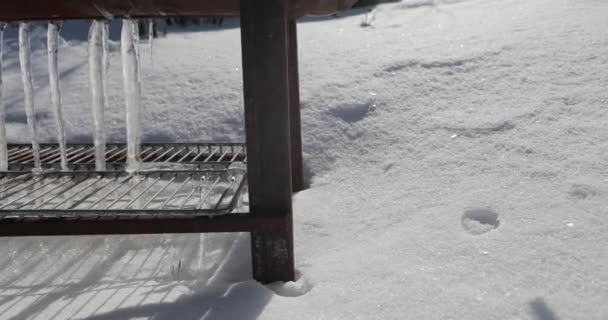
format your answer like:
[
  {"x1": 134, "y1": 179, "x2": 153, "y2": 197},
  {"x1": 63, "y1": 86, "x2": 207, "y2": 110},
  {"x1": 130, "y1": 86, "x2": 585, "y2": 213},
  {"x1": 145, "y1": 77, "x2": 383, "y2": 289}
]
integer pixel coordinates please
[{"x1": 0, "y1": 0, "x2": 606, "y2": 319}]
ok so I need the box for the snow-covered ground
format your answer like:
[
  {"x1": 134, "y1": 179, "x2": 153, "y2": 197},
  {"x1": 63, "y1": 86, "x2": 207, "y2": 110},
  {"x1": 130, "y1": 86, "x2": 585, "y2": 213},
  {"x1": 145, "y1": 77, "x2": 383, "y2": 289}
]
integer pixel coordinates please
[{"x1": 1, "y1": 0, "x2": 607, "y2": 318}]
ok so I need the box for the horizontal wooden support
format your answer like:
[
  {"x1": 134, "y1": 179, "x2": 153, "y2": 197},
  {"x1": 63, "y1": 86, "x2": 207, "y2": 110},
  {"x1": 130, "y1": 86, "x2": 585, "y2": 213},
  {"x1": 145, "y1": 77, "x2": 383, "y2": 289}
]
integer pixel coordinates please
[
  {"x1": 0, "y1": 214, "x2": 286, "y2": 237},
  {"x1": 0, "y1": 0, "x2": 356, "y2": 21}
]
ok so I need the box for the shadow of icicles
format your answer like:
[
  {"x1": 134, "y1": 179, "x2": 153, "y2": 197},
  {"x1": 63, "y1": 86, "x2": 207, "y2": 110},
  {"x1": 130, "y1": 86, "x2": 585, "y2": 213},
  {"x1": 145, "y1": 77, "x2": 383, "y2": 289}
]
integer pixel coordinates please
[
  {"x1": 0, "y1": 233, "x2": 269, "y2": 320},
  {"x1": 529, "y1": 298, "x2": 560, "y2": 320}
]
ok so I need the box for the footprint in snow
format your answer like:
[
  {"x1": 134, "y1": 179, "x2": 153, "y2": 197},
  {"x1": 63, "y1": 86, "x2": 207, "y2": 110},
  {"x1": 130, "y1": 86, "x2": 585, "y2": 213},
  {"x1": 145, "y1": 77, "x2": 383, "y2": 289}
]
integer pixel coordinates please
[
  {"x1": 461, "y1": 208, "x2": 500, "y2": 235},
  {"x1": 568, "y1": 183, "x2": 599, "y2": 200},
  {"x1": 329, "y1": 102, "x2": 373, "y2": 123},
  {"x1": 267, "y1": 273, "x2": 313, "y2": 297}
]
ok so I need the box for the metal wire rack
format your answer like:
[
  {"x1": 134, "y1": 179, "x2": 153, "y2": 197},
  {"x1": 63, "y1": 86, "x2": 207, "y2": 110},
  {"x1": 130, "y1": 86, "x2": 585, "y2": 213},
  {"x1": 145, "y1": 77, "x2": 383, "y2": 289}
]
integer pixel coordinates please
[
  {"x1": 7, "y1": 143, "x2": 247, "y2": 170},
  {"x1": 0, "y1": 165, "x2": 248, "y2": 219},
  {"x1": 0, "y1": 0, "x2": 304, "y2": 282}
]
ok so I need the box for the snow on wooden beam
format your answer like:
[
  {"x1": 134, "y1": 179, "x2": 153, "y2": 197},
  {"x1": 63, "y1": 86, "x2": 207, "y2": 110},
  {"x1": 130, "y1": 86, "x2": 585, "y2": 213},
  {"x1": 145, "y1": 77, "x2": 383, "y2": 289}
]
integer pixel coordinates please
[{"x1": 0, "y1": 0, "x2": 356, "y2": 21}]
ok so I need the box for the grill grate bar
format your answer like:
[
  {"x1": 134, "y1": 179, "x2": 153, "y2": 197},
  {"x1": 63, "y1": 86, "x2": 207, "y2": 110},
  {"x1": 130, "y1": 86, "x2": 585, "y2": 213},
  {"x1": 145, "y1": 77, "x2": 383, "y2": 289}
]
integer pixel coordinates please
[
  {"x1": 7, "y1": 143, "x2": 246, "y2": 170},
  {"x1": 68, "y1": 149, "x2": 95, "y2": 163},
  {"x1": 26, "y1": 147, "x2": 57, "y2": 161},
  {"x1": 124, "y1": 176, "x2": 162, "y2": 209},
  {"x1": 40, "y1": 146, "x2": 76, "y2": 163},
  {"x1": 138, "y1": 146, "x2": 154, "y2": 158},
  {"x1": 161, "y1": 175, "x2": 191, "y2": 209},
  {"x1": 230, "y1": 146, "x2": 243, "y2": 162},
  {"x1": 7, "y1": 147, "x2": 25, "y2": 156},
  {"x1": 0, "y1": 169, "x2": 245, "y2": 218},
  {"x1": 179, "y1": 185, "x2": 198, "y2": 210},
  {"x1": 164, "y1": 147, "x2": 186, "y2": 162},
  {"x1": 214, "y1": 177, "x2": 236, "y2": 210},
  {"x1": 143, "y1": 176, "x2": 176, "y2": 209},
  {"x1": 14, "y1": 177, "x2": 74, "y2": 209},
  {"x1": 86, "y1": 176, "x2": 128, "y2": 209},
  {"x1": 106, "y1": 146, "x2": 128, "y2": 162},
  {"x1": 11, "y1": 147, "x2": 52, "y2": 163},
  {"x1": 151, "y1": 147, "x2": 175, "y2": 162},
  {"x1": 104, "y1": 146, "x2": 120, "y2": 156},
  {"x1": 0, "y1": 174, "x2": 48, "y2": 197},
  {"x1": 40, "y1": 147, "x2": 78, "y2": 164},
  {"x1": 64, "y1": 147, "x2": 91, "y2": 162},
  {"x1": 176, "y1": 149, "x2": 195, "y2": 163},
  {"x1": 198, "y1": 176, "x2": 221, "y2": 209},
  {"x1": 53, "y1": 176, "x2": 102, "y2": 209},
  {"x1": 217, "y1": 149, "x2": 230, "y2": 162},
  {"x1": 0, "y1": 177, "x2": 60, "y2": 208},
  {"x1": 8, "y1": 147, "x2": 30, "y2": 158},
  {"x1": 141, "y1": 147, "x2": 162, "y2": 161},
  {"x1": 0, "y1": 173, "x2": 32, "y2": 188},
  {"x1": 191, "y1": 147, "x2": 210, "y2": 162},
  {"x1": 202, "y1": 147, "x2": 219, "y2": 162},
  {"x1": 33, "y1": 177, "x2": 88, "y2": 209},
  {"x1": 106, "y1": 177, "x2": 142, "y2": 209}
]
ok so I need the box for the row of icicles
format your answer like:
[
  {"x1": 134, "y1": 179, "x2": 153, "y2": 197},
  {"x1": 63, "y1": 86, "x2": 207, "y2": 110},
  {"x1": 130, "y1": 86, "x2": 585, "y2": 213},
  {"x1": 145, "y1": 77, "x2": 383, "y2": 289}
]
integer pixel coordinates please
[{"x1": 0, "y1": 19, "x2": 154, "y2": 172}]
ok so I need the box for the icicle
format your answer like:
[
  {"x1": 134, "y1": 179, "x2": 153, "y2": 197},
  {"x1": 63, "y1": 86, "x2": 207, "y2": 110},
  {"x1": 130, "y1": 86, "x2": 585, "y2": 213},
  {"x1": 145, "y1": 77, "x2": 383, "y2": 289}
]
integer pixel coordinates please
[
  {"x1": 48, "y1": 21, "x2": 68, "y2": 171},
  {"x1": 101, "y1": 20, "x2": 110, "y2": 108},
  {"x1": 89, "y1": 20, "x2": 106, "y2": 171},
  {"x1": 133, "y1": 20, "x2": 141, "y2": 78},
  {"x1": 0, "y1": 23, "x2": 7, "y2": 171},
  {"x1": 121, "y1": 19, "x2": 142, "y2": 172},
  {"x1": 19, "y1": 23, "x2": 41, "y2": 170},
  {"x1": 148, "y1": 19, "x2": 154, "y2": 65}
]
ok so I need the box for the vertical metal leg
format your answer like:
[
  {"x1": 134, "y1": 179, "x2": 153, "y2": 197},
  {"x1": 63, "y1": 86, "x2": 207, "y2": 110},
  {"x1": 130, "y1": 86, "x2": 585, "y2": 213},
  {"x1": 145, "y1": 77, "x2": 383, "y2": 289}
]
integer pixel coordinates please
[
  {"x1": 288, "y1": 19, "x2": 305, "y2": 193},
  {"x1": 240, "y1": 0, "x2": 295, "y2": 283}
]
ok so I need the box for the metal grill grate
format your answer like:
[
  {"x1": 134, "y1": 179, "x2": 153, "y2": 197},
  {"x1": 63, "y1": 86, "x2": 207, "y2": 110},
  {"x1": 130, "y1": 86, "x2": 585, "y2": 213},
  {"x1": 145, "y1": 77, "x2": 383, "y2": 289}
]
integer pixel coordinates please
[
  {"x1": 0, "y1": 165, "x2": 247, "y2": 219},
  {"x1": 7, "y1": 143, "x2": 247, "y2": 170}
]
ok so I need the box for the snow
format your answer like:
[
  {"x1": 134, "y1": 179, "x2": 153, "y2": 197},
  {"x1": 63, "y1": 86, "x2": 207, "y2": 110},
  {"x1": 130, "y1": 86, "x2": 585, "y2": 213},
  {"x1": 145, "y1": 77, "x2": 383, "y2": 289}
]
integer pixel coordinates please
[{"x1": 0, "y1": 0, "x2": 608, "y2": 319}]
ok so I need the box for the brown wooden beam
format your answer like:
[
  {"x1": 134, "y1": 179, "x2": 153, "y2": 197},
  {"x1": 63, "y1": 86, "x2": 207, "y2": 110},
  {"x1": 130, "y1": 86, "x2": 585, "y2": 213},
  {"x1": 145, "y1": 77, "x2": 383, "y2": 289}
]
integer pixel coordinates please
[
  {"x1": 288, "y1": 19, "x2": 305, "y2": 193},
  {"x1": 0, "y1": 214, "x2": 286, "y2": 237},
  {"x1": 240, "y1": 0, "x2": 295, "y2": 283},
  {"x1": 0, "y1": 0, "x2": 356, "y2": 21}
]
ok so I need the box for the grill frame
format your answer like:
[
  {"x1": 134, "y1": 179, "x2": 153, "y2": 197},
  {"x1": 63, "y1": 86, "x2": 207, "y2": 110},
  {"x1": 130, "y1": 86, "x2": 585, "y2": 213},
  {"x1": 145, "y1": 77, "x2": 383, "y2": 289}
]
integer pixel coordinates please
[
  {"x1": 0, "y1": 0, "x2": 307, "y2": 283},
  {"x1": 0, "y1": 168, "x2": 248, "y2": 218},
  {"x1": 7, "y1": 143, "x2": 247, "y2": 170}
]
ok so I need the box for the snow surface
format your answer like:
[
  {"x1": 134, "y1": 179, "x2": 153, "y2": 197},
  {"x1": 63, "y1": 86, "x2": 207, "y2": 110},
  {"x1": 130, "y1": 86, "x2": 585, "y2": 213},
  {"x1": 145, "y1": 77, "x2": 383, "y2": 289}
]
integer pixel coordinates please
[{"x1": 0, "y1": 0, "x2": 608, "y2": 319}]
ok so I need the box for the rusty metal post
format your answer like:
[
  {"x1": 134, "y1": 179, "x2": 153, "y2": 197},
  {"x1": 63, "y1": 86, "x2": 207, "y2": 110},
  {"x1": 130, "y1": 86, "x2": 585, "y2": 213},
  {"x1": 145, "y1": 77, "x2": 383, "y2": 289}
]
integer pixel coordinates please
[
  {"x1": 288, "y1": 19, "x2": 305, "y2": 192},
  {"x1": 240, "y1": 0, "x2": 295, "y2": 283}
]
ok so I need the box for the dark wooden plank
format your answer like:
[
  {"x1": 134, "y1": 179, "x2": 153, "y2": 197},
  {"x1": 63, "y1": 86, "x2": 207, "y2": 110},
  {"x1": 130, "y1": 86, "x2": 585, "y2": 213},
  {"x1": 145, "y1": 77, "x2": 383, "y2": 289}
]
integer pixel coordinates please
[
  {"x1": 240, "y1": 0, "x2": 295, "y2": 283},
  {"x1": 1, "y1": 0, "x2": 237, "y2": 21},
  {"x1": 0, "y1": 0, "x2": 356, "y2": 21},
  {"x1": 251, "y1": 215, "x2": 294, "y2": 282},
  {"x1": 0, "y1": 214, "x2": 285, "y2": 237},
  {"x1": 240, "y1": 1, "x2": 292, "y2": 217},
  {"x1": 288, "y1": 19, "x2": 305, "y2": 192}
]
